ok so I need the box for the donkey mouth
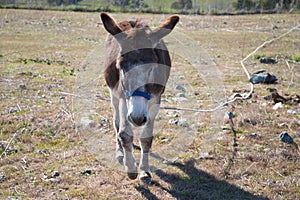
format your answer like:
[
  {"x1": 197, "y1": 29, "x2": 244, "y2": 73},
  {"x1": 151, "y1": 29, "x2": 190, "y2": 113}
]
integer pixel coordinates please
[{"x1": 128, "y1": 114, "x2": 148, "y2": 127}]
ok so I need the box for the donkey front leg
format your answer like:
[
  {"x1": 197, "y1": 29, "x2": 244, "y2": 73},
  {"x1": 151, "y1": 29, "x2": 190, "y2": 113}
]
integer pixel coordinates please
[
  {"x1": 118, "y1": 131, "x2": 138, "y2": 179},
  {"x1": 139, "y1": 103, "x2": 160, "y2": 184},
  {"x1": 139, "y1": 135, "x2": 153, "y2": 184},
  {"x1": 118, "y1": 99, "x2": 138, "y2": 179}
]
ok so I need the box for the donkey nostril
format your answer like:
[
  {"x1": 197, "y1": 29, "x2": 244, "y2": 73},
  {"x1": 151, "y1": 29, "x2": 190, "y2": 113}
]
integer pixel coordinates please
[{"x1": 142, "y1": 117, "x2": 147, "y2": 124}]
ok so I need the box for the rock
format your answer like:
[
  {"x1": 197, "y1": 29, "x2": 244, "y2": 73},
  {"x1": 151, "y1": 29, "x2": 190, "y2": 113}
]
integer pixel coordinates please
[
  {"x1": 250, "y1": 70, "x2": 277, "y2": 84},
  {"x1": 19, "y1": 83, "x2": 26, "y2": 89},
  {"x1": 0, "y1": 174, "x2": 6, "y2": 181},
  {"x1": 250, "y1": 133, "x2": 258, "y2": 138},
  {"x1": 46, "y1": 85, "x2": 53, "y2": 90},
  {"x1": 6, "y1": 107, "x2": 18, "y2": 114},
  {"x1": 6, "y1": 197, "x2": 18, "y2": 200},
  {"x1": 280, "y1": 132, "x2": 294, "y2": 144},
  {"x1": 217, "y1": 136, "x2": 225, "y2": 141},
  {"x1": 80, "y1": 169, "x2": 94, "y2": 175},
  {"x1": 169, "y1": 118, "x2": 179, "y2": 125},
  {"x1": 287, "y1": 109, "x2": 297, "y2": 115},
  {"x1": 36, "y1": 149, "x2": 48, "y2": 156},
  {"x1": 172, "y1": 97, "x2": 188, "y2": 102},
  {"x1": 161, "y1": 99, "x2": 172, "y2": 103},
  {"x1": 243, "y1": 118, "x2": 258, "y2": 126},
  {"x1": 52, "y1": 171, "x2": 60, "y2": 177},
  {"x1": 175, "y1": 84, "x2": 186, "y2": 91},
  {"x1": 161, "y1": 138, "x2": 169, "y2": 143},
  {"x1": 272, "y1": 102, "x2": 283, "y2": 110},
  {"x1": 177, "y1": 118, "x2": 188, "y2": 127},
  {"x1": 198, "y1": 152, "x2": 215, "y2": 160},
  {"x1": 261, "y1": 102, "x2": 268, "y2": 106},
  {"x1": 168, "y1": 118, "x2": 188, "y2": 127},
  {"x1": 260, "y1": 57, "x2": 277, "y2": 64},
  {"x1": 176, "y1": 93, "x2": 185, "y2": 97}
]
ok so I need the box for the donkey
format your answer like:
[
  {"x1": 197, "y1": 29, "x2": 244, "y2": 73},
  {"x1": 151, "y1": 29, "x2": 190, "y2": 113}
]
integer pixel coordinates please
[{"x1": 100, "y1": 12, "x2": 179, "y2": 184}]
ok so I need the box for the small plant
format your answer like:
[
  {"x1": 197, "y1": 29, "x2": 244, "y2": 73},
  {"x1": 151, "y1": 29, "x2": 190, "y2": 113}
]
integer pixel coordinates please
[
  {"x1": 289, "y1": 56, "x2": 300, "y2": 62},
  {"x1": 253, "y1": 54, "x2": 265, "y2": 60}
]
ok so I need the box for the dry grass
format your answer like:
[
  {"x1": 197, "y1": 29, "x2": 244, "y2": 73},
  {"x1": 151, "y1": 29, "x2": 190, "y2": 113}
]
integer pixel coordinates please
[{"x1": 0, "y1": 9, "x2": 300, "y2": 199}]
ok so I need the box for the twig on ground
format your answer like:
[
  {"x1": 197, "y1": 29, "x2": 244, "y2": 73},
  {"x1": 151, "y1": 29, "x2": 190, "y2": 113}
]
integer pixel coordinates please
[
  {"x1": 0, "y1": 132, "x2": 18, "y2": 159},
  {"x1": 17, "y1": 104, "x2": 21, "y2": 112},
  {"x1": 285, "y1": 59, "x2": 295, "y2": 90},
  {"x1": 59, "y1": 92, "x2": 82, "y2": 97}
]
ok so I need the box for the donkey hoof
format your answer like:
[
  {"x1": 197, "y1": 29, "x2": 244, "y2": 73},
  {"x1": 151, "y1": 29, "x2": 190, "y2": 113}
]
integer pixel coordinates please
[
  {"x1": 127, "y1": 172, "x2": 138, "y2": 180},
  {"x1": 139, "y1": 171, "x2": 152, "y2": 185}
]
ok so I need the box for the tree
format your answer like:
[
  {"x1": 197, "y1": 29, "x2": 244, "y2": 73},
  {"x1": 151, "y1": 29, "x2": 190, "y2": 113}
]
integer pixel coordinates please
[
  {"x1": 47, "y1": 0, "x2": 82, "y2": 6},
  {"x1": 171, "y1": 0, "x2": 192, "y2": 10}
]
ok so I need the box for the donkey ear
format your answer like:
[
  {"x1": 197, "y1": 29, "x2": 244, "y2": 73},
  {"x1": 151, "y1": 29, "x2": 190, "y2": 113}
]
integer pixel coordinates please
[
  {"x1": 150, "y1": 15, "x2": 179, "y2": 42},
  {"x1": 100, "y1": 12, "x2": 123, "y2": 36}
]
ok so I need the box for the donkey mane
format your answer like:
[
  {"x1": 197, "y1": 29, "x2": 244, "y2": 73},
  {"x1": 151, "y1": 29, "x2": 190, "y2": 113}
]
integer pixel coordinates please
[{"x1": 118, "y1": 19, "x2": 149, "y2": 31}]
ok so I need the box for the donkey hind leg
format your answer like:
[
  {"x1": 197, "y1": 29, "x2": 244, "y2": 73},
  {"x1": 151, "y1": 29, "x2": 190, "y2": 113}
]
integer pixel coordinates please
[
  {"x1": 111, "y1": 91, "x2": 123, "y2": 165},
  {"x1": 139, "y1": 103, "x2": 160, "y2": 184}
]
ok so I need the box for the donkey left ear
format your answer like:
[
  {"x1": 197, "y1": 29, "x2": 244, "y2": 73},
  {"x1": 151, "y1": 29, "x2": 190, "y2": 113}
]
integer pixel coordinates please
[{"x1": 150, "y1": 15, "x2": 180, "y2": 43}]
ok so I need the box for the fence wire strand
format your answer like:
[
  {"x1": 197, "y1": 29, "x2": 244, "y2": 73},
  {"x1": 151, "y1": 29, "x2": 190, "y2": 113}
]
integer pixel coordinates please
[{"x1": 160, "y1": 23, "x2": 300, "y2": 113}]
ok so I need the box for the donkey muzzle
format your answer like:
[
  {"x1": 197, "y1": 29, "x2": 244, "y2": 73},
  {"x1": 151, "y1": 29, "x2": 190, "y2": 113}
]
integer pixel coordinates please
[{"x1": 128, "y1": 114, "x2": 147, "y2": 127}]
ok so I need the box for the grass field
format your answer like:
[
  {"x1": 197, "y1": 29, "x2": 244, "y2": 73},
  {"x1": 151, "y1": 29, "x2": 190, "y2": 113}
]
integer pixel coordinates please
[{"x1": 0, "y1": 9, "x2": 300, "y2": 199}]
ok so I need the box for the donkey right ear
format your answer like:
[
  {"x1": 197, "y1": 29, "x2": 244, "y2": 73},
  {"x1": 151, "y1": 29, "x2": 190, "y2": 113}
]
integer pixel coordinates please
[{"x1": 100, "y1": 12, "x2": 123, "y2": 36}]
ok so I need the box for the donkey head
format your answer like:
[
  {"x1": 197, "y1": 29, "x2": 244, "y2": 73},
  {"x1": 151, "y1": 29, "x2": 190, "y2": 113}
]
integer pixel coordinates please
[{"x1": 101, "y1": 13, "x2": 179, "y2": 127}]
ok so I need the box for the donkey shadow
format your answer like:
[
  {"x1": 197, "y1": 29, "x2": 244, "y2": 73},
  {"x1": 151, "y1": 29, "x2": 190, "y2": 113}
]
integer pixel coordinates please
[{"x1": 136, "y1": 159, "x2": 269, "y2": 200}]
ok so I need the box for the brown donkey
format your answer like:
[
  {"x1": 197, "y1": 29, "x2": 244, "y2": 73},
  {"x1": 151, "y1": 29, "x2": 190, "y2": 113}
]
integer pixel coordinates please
[{"x1": 100, "y1": 13, "x2": 179, "y2": 184}]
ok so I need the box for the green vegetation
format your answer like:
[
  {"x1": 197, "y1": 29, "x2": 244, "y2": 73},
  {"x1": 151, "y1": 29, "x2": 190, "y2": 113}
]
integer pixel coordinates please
[
  {"x1": 1, "y1": 0, "x2": 299, "y2": 14},
  {"x1": 253, "y1": 54, "x2": 265, "y2": 60},
  {"x1": 289, "y1": 55, "x2": 300, "y2": 62}
]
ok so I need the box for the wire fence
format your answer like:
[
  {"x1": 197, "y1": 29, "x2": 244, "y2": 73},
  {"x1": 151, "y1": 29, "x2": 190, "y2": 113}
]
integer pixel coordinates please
[{"x1": 0, "y1": 0, "x2": 299, "y2": 14}]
